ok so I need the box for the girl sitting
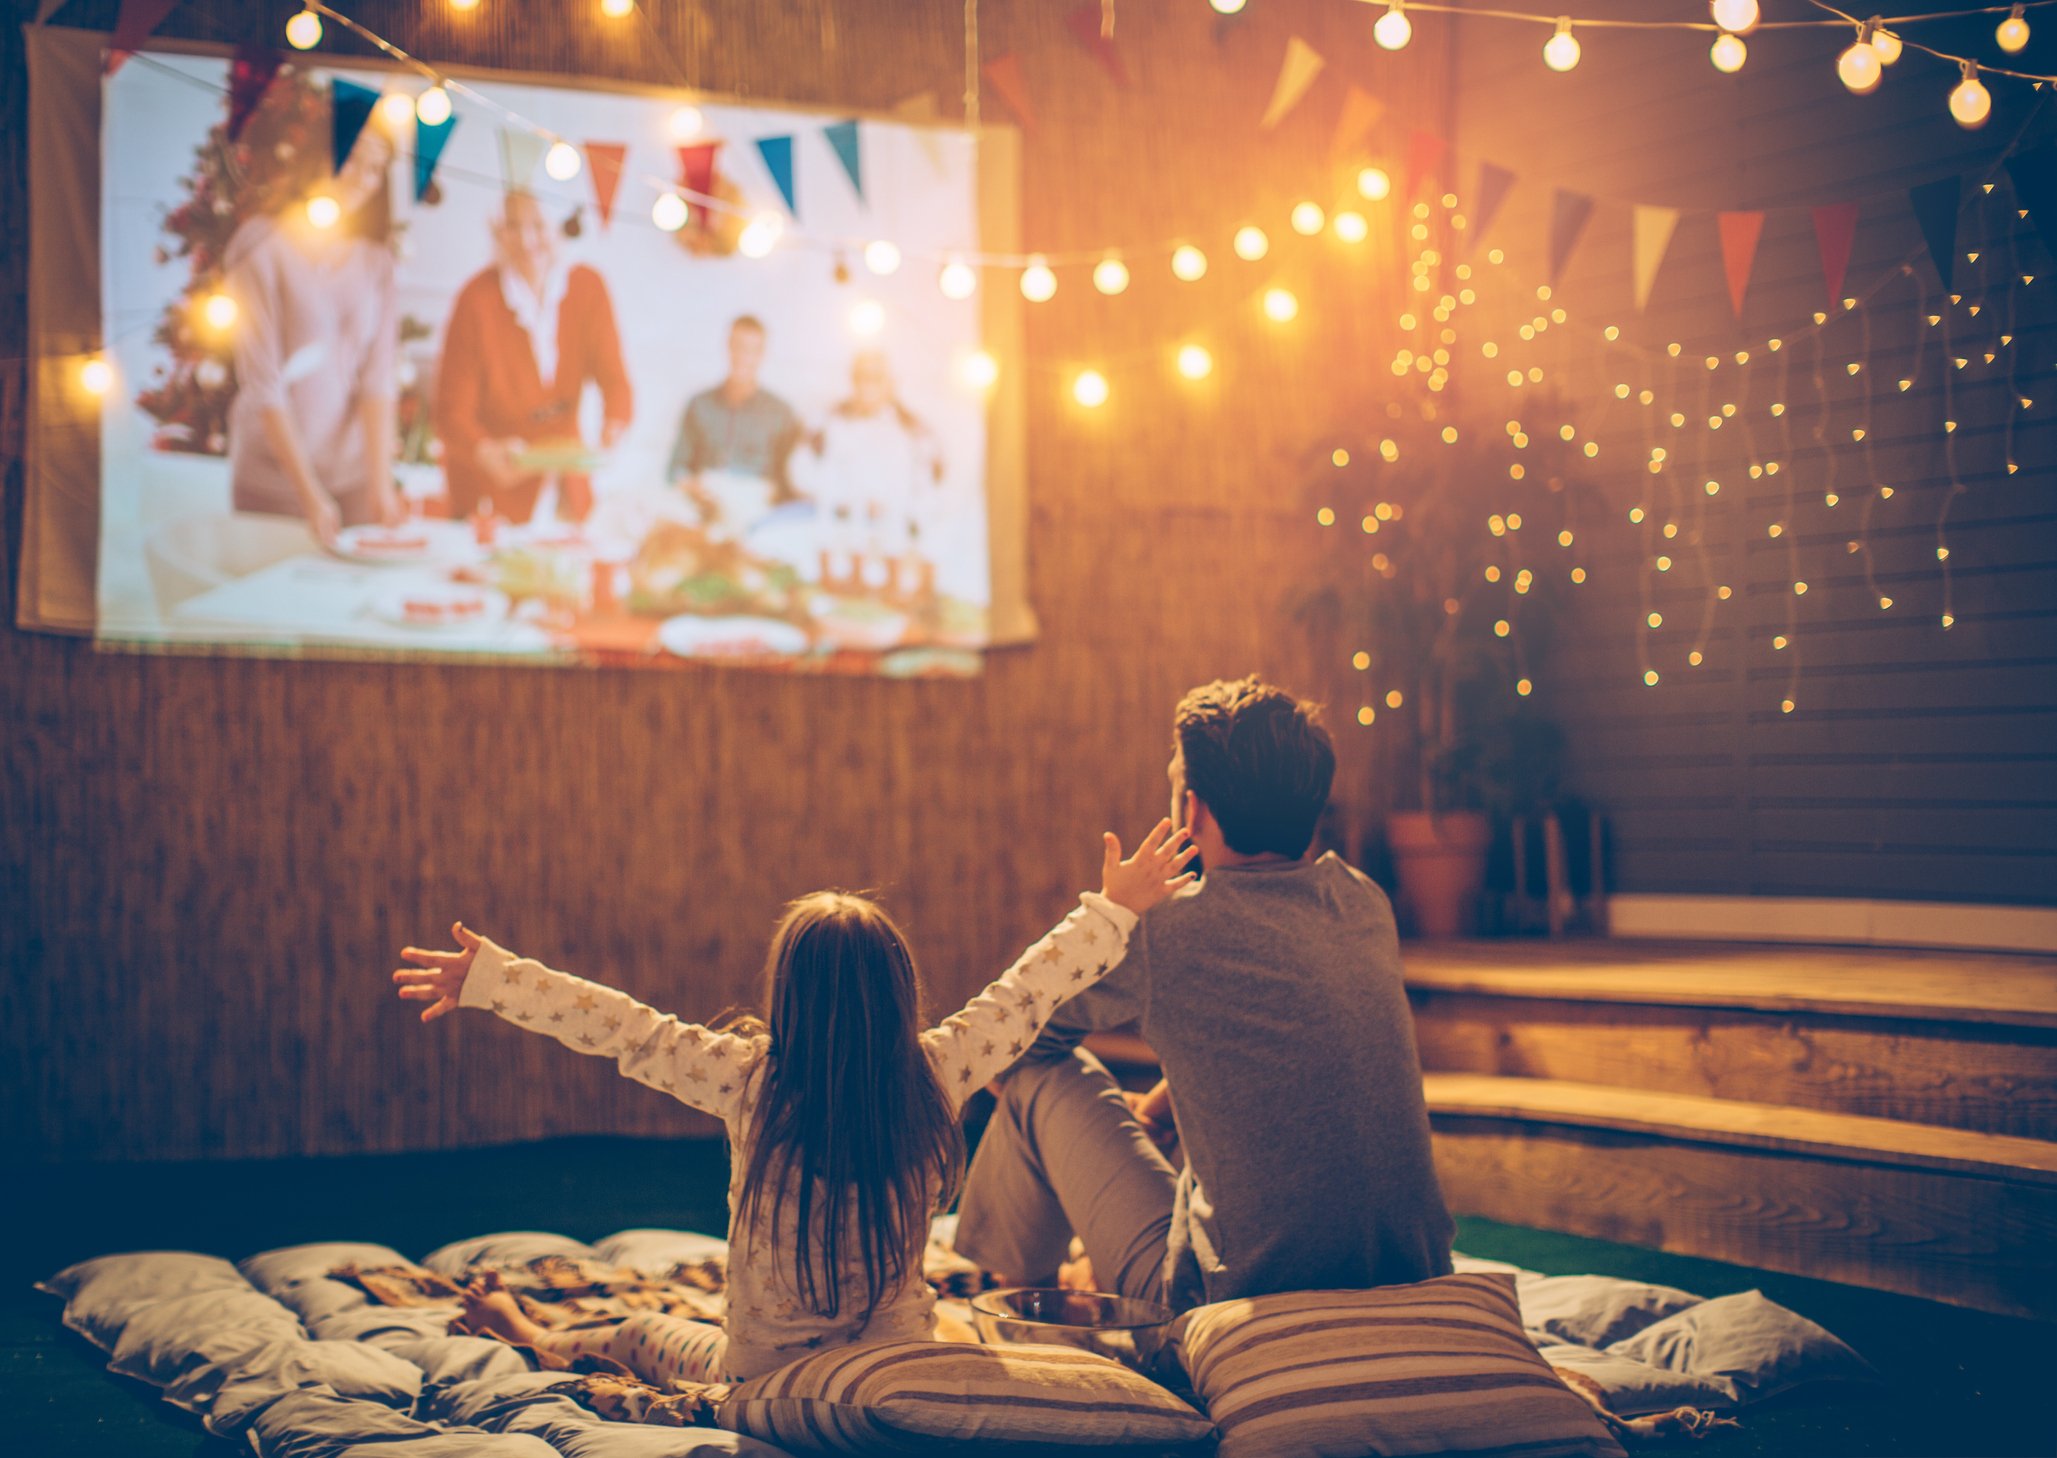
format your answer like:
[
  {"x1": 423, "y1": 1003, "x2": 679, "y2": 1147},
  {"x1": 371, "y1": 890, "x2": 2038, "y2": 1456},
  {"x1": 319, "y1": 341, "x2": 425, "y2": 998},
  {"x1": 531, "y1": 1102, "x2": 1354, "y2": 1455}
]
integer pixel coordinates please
[{"x1": 390, "y1": 820, "x2": 1194, "y2": 1386}]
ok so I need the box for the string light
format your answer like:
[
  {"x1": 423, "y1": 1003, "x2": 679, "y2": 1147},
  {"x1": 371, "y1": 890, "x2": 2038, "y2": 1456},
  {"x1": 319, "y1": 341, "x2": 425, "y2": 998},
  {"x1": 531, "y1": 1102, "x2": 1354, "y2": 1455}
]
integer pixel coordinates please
[
  {"x1": 1358, "y1": 167, "x2": 1393, "y2": 202},
  {"x1": 1543, "y1": 18, "x2": 1581, "y2": 71},
  {"x1": 847, "y1": 298, "x2": 885, "y2": 337},
  {"x1": 1093, "y1": 255, "x2": 1131, "y2": 295},
  {"x1": 668, "y1": 105, "x2": 705, "y2": 141},
  {"x1": 201, "y1": 291, "x2": 238, "y2": 332},
  {"x1": 1072, "y1": 370, "x2": 1109, "y2": 409},
  {"x1": 1839, "y1": 28, "x2": 1884, "y2": 93},
  {"x1": 1712, "y1": 32, "x2": 1747, "y2": 71},
  {"x1": 938, "y1": 259, "x2": 977, "y2": 299},
  {"x1": 285, "y1": 7, "x2": 322, "y2": 49},
  {"x1": 1177, "y1": 344, "x2": 1214, "y2": 380},
  {"x1": 1951, "y1": 61, "x2": 1993, "y2": 128},
  {"x1": 450, "y1": 0, "x2": 480, "y2": 10},
  {"x1": 1210, "y1": 0, "x2": 1248, "y2": 12},
  {"x1": 1871, "y1": 20, "x2": 1903, "y2": 63},
  {"x1": 1233, "y1": 226, "x2": 1269, "y2": 261},
  {"x1": 651, "y1": 192, "x2": 688, "y2": 232},
  {"x1": 957, "y1": 350, "x2": 999, "y2": 390},
  {"x1": 305, "y1": 193, "x2": 341, "y2": 229},
  {"x1": 1291, "y1": 202, "x2": 1326, "y2": 236},
  {"x1": 1020, "y1": 255, "x2": 1057, "y2": 301},
  {"x1": 79, "y1": 356, "x2": 113, "y2": 396},
  {"x1": 865, "y1": 240, "x2": 903, "y2": 276},
  {"x1": 737, "y1": 212, "x2": 783, "y2": 258},
  {"x1": 1334, "y1": 211, "x2": 1370, "y2": 242},
  {"x1": 1263, "y1": 287, "x2": 1300, "y2": 322},
  {"x1": 1171, "y1": 244, "x2": 1208, "y2": 281},
  {"x1": 544, "y1": 141, "x2": 582, "y2": 181},
  {"x1": 1710, "y1": 0, "x2": 1759, "y2": 33},
  {"x1": 1998, "y1": 3, "x2": 2031, "y2": 51},
  {"x1": 416, "y1": 86, "x2": 453, "y2": 127},
  {"x1": 1375, "y1": 1, "x2": 1413, "y2": 51},
  {"x1": 377, "y1": 91, "x2": 416, "y2": 129}
]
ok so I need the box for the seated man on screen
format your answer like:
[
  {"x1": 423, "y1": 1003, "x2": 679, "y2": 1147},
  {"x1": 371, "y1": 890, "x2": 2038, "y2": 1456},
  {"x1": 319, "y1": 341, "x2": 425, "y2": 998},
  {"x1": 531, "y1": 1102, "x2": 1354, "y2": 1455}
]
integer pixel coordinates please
[
  {"x1": 666, "y1": 315, "x2": 804, "y2": 526},
  {"x1": 436, "y1": 189, "x2": 632, "y2": 525},
  {"x1": 955, "y1": 677, "x2": 1455, "y2": 1311}
]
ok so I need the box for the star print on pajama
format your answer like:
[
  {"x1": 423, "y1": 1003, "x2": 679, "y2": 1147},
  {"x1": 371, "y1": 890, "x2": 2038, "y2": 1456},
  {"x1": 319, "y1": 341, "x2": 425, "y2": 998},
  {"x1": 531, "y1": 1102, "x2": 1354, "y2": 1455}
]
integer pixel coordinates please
[{"x1": 457, "y1": 891, "x2": 1137, "y2": 1380}]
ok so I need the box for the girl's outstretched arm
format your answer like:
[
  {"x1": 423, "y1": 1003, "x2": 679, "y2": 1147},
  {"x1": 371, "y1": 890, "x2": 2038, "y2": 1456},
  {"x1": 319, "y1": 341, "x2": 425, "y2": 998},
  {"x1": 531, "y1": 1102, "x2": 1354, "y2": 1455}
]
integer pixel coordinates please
[
  {"x1": 393, "y1": 922, "x2": 760, "y2": 1121},
  {"x1": 922, "y1": 820, "x2": 1196, "y2": 1107}
]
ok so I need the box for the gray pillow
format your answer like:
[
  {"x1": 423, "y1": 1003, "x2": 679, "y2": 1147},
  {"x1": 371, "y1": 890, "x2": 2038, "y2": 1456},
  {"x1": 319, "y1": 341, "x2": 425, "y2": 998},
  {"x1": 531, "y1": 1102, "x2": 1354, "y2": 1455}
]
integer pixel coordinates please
[
  {"x1": 593, "y1": 1228, "x2": 730, "y2": 1275},
  {"x1": 108, "y1": 1288, "x2": 304, "y2": 1386},
  {"x1": 309, "y1": 1304, "x2": 462, "y2": 1345},
  {"x1": 245, "y1": 1386, "x2": 562, "y2": 1458},
  {"x1": 379, "y1": 1334, "x2": 534, "y2": 1390},
  {"x1": 1607, "y1": 1289, "x2": 1878, "y2": 1403},
  {"x1": 1537, "y1": 1342, "x2": 1746, "y2": 1416},
  {"x1": 420, "y1": 1231, "x2": 601, "y2": 1275},
  {"x1": 240, "y1": 1243, "x2": 412, "y2": 1293},
  {"x1": 41, "y1": 1251, "x2": 253, "y2": 1350},
  {"x1": 1518, "y1": 1273, "x2": 1705, "y2": 1349},
  {"x1": 194, "y1": 1338, "x2": 425, "y2": 1438}
]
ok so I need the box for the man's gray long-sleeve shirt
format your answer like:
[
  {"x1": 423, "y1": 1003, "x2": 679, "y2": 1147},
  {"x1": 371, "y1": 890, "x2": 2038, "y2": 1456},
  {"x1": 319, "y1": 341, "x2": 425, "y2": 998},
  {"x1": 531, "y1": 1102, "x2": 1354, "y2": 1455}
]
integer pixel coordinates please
[{"x1": 1039, "y1": 851, "x2": 1455, "y2": 1309}]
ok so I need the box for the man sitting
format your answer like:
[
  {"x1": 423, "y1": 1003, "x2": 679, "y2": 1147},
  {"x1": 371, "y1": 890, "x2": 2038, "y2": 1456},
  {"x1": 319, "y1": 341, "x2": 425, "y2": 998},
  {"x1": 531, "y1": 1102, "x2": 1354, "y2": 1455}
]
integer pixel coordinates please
[{"x1": 956, "y1": 676, "x2": 1454, "y2": 1309}]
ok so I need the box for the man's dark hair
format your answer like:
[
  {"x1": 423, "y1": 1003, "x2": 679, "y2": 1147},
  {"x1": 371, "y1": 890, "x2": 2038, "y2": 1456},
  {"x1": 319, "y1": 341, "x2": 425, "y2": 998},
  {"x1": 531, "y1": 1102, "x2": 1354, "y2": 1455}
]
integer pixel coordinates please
[
  {"x1": 1174, "y1": 677, "x2": 1336, "y2": 858},
  {"x1": 731, "y1": 314, "x2": 767, "y2": 335}
]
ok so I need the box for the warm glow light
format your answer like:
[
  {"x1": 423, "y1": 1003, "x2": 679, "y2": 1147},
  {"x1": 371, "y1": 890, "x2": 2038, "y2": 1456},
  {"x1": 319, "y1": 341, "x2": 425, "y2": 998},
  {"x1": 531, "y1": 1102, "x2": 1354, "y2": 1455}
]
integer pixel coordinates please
[
  {"x1": 1353, "y1": 651, "x2": 1371, "y2": 671},
  {"x1": 958, "y1": 350, "x2": 999, "y2": 390},
  {"x1": 1871, "y1": 25, "x2": 1902, "y2": 63},
  {"x1": 1211, "y1": 0, "x2": 1247, "y2": 11},
  {"x1": 938, "y1": 259, "x2": 977, "y2": 299},
  {"x1": 1093, "y1": 255, "x2": 1130, "y2": 295},
  {"x1": 1357, "y1": 706, "x2": 1376, "y2": 725},
  {"x1": 79, "y1": 356, "x2": 113, "y2": 396},
  {"x1": 305, "y1": 193, "x2": 341, "y2": 229},
  {"x1": 544, "y1": 141, "x2": 582, "y2": 181},
  {"x1": 201, "y1": 291, "x2": 238, "y2": 332},
  {"x1": 669, "y1": 105, "x2": 705, "y2": 141},
  {"x1": 450, "y1": 0, "x2": 481, "y2": 10},
  {"x1": 848, "y1": 298, "x2": 886, "y2": 337},
  {"x1": 1233, "y1": 226, "x2": 1269, "y2": 261},
  {"x1": 1543, "y1": 19, "x2": 1581, "y2": 72},
  {"x1": 1517, "y1": 678, "x2": 1533, "y2": 697},
  {"x1": 1644, "y1": 669, "x2": 1660, "y2": 686},
  {"x1": 1291, "y1": 202, "x2": 1326, "y2": 236},
  {"x1": 1334, "y1": 210, "x2": 1369, "y2": 242},
  {"x1": 652, "y1": 192, "x2": 689, "y2": 231},
  {"x1": 1375, "y1": 2, "x2": 1412, "y2": 51},
  {"x1": 1263, "y1": 287, "x2": 1299, "y2": 322},
  {"x1": 601, "y1": 0, "x2": 633, "y2": 14},
  {"x1": 1072, "y1": 370, "x2": 1109, "y2": 409},
  {"x1": 738, "y1": 213, "x2": 784, "y2": 258},
  {"x1": 1711, "y1": 32, "x2": 1747, "y2": 72},
  {"x1": 1020, "y1": 256, "x2": 1057, "y2": 302},
  {"x1": 1357, "y1": 166, "x2": 1393, "y2": 202},
  {"x1": 416, "y1": 86, "x2": 453, "y2": 127},
  {"x1": 1951, "y1": 62, "x2": 1992, "y2": 128},
  {"x1": 1177, "y1": 344, "x2": 1213, "y2": 380},
  {"x1": 1838, "y1": 40, "x2": 1882, "y2": 94},
  {"x1": 1999, "y1": 6, "x2": 2030, "y2": 53},
  {"x1": 865, "y1": 240, "x2": 902, "y2": 276},
  {"x1": 378, "y1": 92, "x2": 417, "y2": 129},
  {"x1": 285, "y1": 8, "x2": 322, "y2": 49},
  {"x1": 1494, "y1": 620, "x2": 1511, "y2": 638},
  {"x1": 1710, "y1": 0, "x2": 1759, "y2": 33}
]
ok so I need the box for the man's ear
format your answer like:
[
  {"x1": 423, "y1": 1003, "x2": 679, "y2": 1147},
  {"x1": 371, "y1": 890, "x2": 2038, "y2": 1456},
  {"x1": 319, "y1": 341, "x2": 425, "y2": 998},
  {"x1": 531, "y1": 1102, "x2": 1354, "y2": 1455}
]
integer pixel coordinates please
[{"x1": 1184, "y1": 789, "x2": 1208, "y2": 838}]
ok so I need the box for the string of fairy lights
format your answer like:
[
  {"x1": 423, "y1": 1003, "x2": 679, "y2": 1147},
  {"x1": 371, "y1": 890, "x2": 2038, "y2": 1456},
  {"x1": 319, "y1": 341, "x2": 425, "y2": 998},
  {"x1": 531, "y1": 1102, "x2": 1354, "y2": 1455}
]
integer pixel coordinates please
[{"x1": 66, "y1": 0, "x2": 2047, "y2": 715}]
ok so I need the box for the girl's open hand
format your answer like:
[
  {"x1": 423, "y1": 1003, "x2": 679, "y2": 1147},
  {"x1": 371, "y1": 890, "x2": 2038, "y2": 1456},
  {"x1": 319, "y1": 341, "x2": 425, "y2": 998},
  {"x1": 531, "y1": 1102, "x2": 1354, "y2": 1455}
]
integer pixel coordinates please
[
  {"x1": 392, "y1": 922, "x2": 484, "y2": 1023},
  {"x1": 1099, "y1": 818, "x2": 1200, "y2": 915}
]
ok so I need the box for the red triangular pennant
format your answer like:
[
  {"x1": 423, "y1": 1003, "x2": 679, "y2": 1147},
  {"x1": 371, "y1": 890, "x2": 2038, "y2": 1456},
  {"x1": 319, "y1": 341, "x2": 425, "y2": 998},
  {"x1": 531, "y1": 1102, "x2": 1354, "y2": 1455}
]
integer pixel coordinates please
[
  {"x1": 1718, "y1": 210, "x2": 1765, "y2": 319},
  {"x1": 585, "y1": 143, "x2": 627, "y2": 230},
  {"x1": 982, "y1": 54, "x2": 1036, "y2": 129},
  {"x1": 1064, "y1": 2, "x2": 1130, "y2": 87},
  {"x1": 1811, "y1": 203, "x2": 1860, "y2": 306},
  {"x1": 1404, "y1": 130, "x2": 1446, "y2": 202},
  {"x1": 678, "y1": 141, "x2": 723, "y2": 227},
  {"x1": 225, "y1": 44, "x2": 281, "y2": 142},
  {"x1": 106, "y1": 0, "x2": 181, "y2": 74}
]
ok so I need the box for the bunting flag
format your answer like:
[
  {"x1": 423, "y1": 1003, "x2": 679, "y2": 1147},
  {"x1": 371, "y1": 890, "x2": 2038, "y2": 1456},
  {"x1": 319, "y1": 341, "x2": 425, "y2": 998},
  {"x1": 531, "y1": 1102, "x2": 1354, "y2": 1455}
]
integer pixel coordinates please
[
  {"x1": 678, "y1": 141, "x2": 723, "y2": 225},
  {"x1": 225, "y1": 44, "x2": 280, "y2": 142},
  {"x1": 1472, "y1": 161, "x2": 1516, "y2": 244},
  {"x1": 1718, "y1": 210, "x2": 1765, "y2": 318},
  {"x1": 2003, "y1": 144, "x2": 2057, "y2": 262},
  {"x1": 1909, "y1": 175, "x2": 1963, "y2": 288},
  {"x1": 106, "y1": 0, "x2": 180, "y2": 73},
  {"x1": 1404, "y1": 130, "x2": 1446, "y2": 202},
  {"x1": 1811, "y1": 202, "x2": 1860, "y2": 305},
  {"x1": 982, "y1": 54, "x2": 1037, "y2": 129},
  {"x1": 584, "y1": 142, "x2": 627, "y2": 228},
  {"x1": 1631, "y1": 204, "x2": 1680, "y2": 313},
  {"x1": 1548, "y1": 189, "x2": 1593, "y2": 283},
  {"x1": 892, "y1": 93, "x2": 949, "y2": 174},
  {"x1": 1064, "y1": 1, "x2": 1131, "y2": 87},
  {"x1": 498, "y1": 127, "x2": 549, "y2": 193},
  {"x1": 755, "y1": 134, "x2": 797, "y2": 215},
  {"x1": 823, "y1": 120, "x2": 864, "y2": 202},
  {"x1": 1260, "y1": 37, "x2": 1324, "y2": 130},
  {"x1": 332, "y1": 79, "x2": 381, "y2": 174},
  {"x1": 1328, "y1": 85, "x2": 1385, "y2": 164},
  {"x1": 413, "y1": 113, "x2": 455, "y2": 202}
]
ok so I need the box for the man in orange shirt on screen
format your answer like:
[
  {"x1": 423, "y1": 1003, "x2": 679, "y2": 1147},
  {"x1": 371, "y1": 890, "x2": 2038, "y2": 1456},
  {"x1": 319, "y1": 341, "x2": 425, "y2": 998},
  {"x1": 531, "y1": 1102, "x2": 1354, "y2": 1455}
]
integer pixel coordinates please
[{"x1": 436, "y1": 189, "x2": 632, "y2": 524}]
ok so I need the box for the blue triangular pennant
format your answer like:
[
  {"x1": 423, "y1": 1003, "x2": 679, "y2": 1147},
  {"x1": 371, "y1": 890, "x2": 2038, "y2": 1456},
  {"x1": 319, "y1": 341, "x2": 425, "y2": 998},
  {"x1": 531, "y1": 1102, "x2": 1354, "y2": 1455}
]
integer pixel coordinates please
[
  {"x1": 1473, "y1": 162, "x2": 1516, "y2": 246},
  {"x1": 1908, "y1": 175, "x2": 1962, "y2": 290},
  {"x1": 331, "y1": 77, "x2": 380, "y2": 174},
  {"x1": 413, "y1": 113, "x2": 456, "y2": 201},
  {"x1": 823, "y1": 119, "x2": 863, "y2": 203},
  {"x1": 2004, "y1": 144, "x2": 2057, "y2": 265},
  {"x1": 1549, "y1": 188, "x2": 1594, "y2": 284},
  {"x1": 755, "y1": 134, "x2": 797, "y2": 215}
]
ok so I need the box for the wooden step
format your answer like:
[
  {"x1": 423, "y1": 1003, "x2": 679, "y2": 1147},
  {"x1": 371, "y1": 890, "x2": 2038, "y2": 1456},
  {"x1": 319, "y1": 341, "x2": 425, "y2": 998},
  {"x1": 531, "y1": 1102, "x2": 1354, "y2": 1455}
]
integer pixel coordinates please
[
  {"x1": 1424, "y1": 1074, "x2": 2057, "y2": 1321},
  {"x1": 1407, "y1": 940, "x2": 2057, "y2": 1138}
]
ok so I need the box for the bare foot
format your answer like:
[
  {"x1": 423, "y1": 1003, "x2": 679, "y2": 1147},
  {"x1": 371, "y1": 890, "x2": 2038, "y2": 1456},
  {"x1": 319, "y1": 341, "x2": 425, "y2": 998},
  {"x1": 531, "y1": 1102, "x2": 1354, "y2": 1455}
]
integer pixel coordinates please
[{"x1": 458, "y1": 1271, "x2": 547, "y2": 1345}]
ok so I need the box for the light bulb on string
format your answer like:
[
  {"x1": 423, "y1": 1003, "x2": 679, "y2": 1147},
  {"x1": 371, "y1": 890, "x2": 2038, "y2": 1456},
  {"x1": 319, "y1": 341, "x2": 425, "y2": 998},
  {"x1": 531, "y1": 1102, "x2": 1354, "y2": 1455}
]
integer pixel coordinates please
[
  {"x1": 450, "y1": 0, "x2": 481, "y2": 10},
  {"x1": 601, "y1": 0, "x2": 633, "y2": 15},
  {"x1": 1870, "y1": 18, "x2": 1902, "y2": 64},
  {"x1": 1357, "y1": 167, "x2": 1392, "y2": 202},
  {"x1": 1291, "y1": 201, "x2": 1326, "y2": 236},
  {"x1": 651, "y1": 192, "x2": 689, "y2": 232},
  {"x1": 201, "y1": 291, "x2": 238, "y2": 332},
  {"x1": 1209, "y1": 0, "x2": 1246, "y2": 13},
  {"x1": 668, "y1": 105, "x2": 705, "y2": 140},
  {"x1": 1072, "y1": 370, "x2": 1109, "y2": 409},
  {"x1": 305, "y1": 192, "x2": 341, "y2": 229},
  {"x1": 1711, "y1": 32, "x2": 1746, "y2": 73},
  {"x1": 1543, "y1": 18, "x2": 1581, "y2": 72},
  {"x1": 1171, "y1": 244, "x2": 1208, "y2": 281},
  {"x1": 1374, "y1": 1, "x2": 1412, "y2": 51},
  {"x1": 1233, "y1": 225, "x2": 1269, "y2": 261},
  {"x1": 864, "y1": 239, "x2": 902, "y2": 276},
  {"x1": 284, "y1": 8, "x2": 322, "y2": 48},
  {"x1": 1951, "y1": 61, "x2": 1992, "y2": 128},
  {"x1": 847, "y1": 298, "x2": 886, "y2": 337},
  {"x1": 1334, "y1": 211, "x2": 1369, "y2": 242},
  {"x1": 1020, "y1": 256, "x2": 1057, "y2": 302},
  {"x1": 416, "y1": 86, "x2": 453, "y2": 127},
  {"x1": 1177, "y1": 344, "x2": 1213, "y2": 380},
  {"x1": 1093, "y1": 255, "x2": 1130, "y2": 295},
  {"x1": 378, "y1": 92, "x2": 416, "y2": 130},
  {"x1": 938, "y1": 259, "x2": 977, "y2": 299},
  {"x1": 544, "y1": 141, "x2": 583, "y2": 181},
  {"x1": 1709, "y1": 0, "x2": 1758, "y2": 34},
  {"x1": 957, "y1": 349, "x2": 999, "y2": 391},
  {"x1": 1838, "y1": 26, "x2": 1883, "y2": 94},
  {"x1": 738, "y1": 213, "x2": 784, "y2": 257},
  {"x1": 79, "y1": 355, "x2": 113, "y2": 396},
  {"x1": 1999, "y1": 4, "x2": 2030, "y2": 53},
  {"x1": 1263, "y1": 287, "x2": 1299, "y2": 322}
]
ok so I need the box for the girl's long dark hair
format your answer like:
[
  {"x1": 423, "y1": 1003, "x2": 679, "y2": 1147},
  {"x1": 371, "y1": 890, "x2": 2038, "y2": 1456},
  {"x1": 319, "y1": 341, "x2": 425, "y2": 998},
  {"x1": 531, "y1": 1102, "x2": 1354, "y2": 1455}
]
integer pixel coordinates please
[{"x1": 732, "y1": 893, "x2": 964, "y2": 1326}]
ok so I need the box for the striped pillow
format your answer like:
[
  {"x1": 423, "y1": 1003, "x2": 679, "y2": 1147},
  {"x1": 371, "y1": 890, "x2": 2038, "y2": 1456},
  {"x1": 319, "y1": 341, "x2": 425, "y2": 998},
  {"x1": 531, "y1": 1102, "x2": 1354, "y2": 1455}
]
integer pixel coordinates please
[
  {"x1": 717, "y1": 1338, "x2": 1216, "y2": 1454},
  {"x1": 1172, "y1": 1273, "x2": 1628, "y2": 1458}
]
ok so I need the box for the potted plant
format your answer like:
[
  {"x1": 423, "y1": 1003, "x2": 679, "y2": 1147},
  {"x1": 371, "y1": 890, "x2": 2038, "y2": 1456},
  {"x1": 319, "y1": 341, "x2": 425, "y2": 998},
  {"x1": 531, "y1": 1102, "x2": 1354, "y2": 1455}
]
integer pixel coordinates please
[{"x1": 1294, "y1": 400, "x2": 1580, "y2": 937}]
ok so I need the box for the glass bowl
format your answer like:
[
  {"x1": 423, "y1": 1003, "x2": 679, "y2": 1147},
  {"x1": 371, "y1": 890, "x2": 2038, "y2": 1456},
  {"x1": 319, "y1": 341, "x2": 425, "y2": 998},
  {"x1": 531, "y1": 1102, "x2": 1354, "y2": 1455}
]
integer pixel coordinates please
[{"x1": 968, "y1": 1287, "x2": 1176, "y2": 1373}]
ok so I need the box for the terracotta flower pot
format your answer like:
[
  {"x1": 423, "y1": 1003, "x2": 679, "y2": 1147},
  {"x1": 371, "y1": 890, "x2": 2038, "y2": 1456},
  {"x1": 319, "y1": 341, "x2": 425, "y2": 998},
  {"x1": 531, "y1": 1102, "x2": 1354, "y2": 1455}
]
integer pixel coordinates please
[{"x1": 1385, "y1": 810, "x2": 1493, "y2": 939}]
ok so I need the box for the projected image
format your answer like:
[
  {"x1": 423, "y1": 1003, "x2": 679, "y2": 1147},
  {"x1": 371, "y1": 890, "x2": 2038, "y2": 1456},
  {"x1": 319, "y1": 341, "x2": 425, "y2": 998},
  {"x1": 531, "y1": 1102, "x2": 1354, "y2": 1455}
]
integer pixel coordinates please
[{"x1": 96, "y1": 55, "x2": 995, "y2": 672}]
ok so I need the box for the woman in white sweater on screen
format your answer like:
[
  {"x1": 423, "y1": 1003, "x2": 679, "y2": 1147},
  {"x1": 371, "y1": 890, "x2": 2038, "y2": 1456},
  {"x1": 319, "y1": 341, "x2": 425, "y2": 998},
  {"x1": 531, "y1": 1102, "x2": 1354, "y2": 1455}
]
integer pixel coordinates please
[{"x1": 390, "y1": 820, "x2": 1194, "y2": 1386}]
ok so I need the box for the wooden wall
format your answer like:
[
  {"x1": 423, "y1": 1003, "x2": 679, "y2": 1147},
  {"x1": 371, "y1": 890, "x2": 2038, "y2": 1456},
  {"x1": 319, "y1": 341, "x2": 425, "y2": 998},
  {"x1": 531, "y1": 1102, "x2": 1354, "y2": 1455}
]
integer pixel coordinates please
[
  {"x1": 1444, "y1": 2, "x2": 2057, "y2": 904},
  {"x1": 0, "y1": 1, "x2": 1447, "y2": 1160}
]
